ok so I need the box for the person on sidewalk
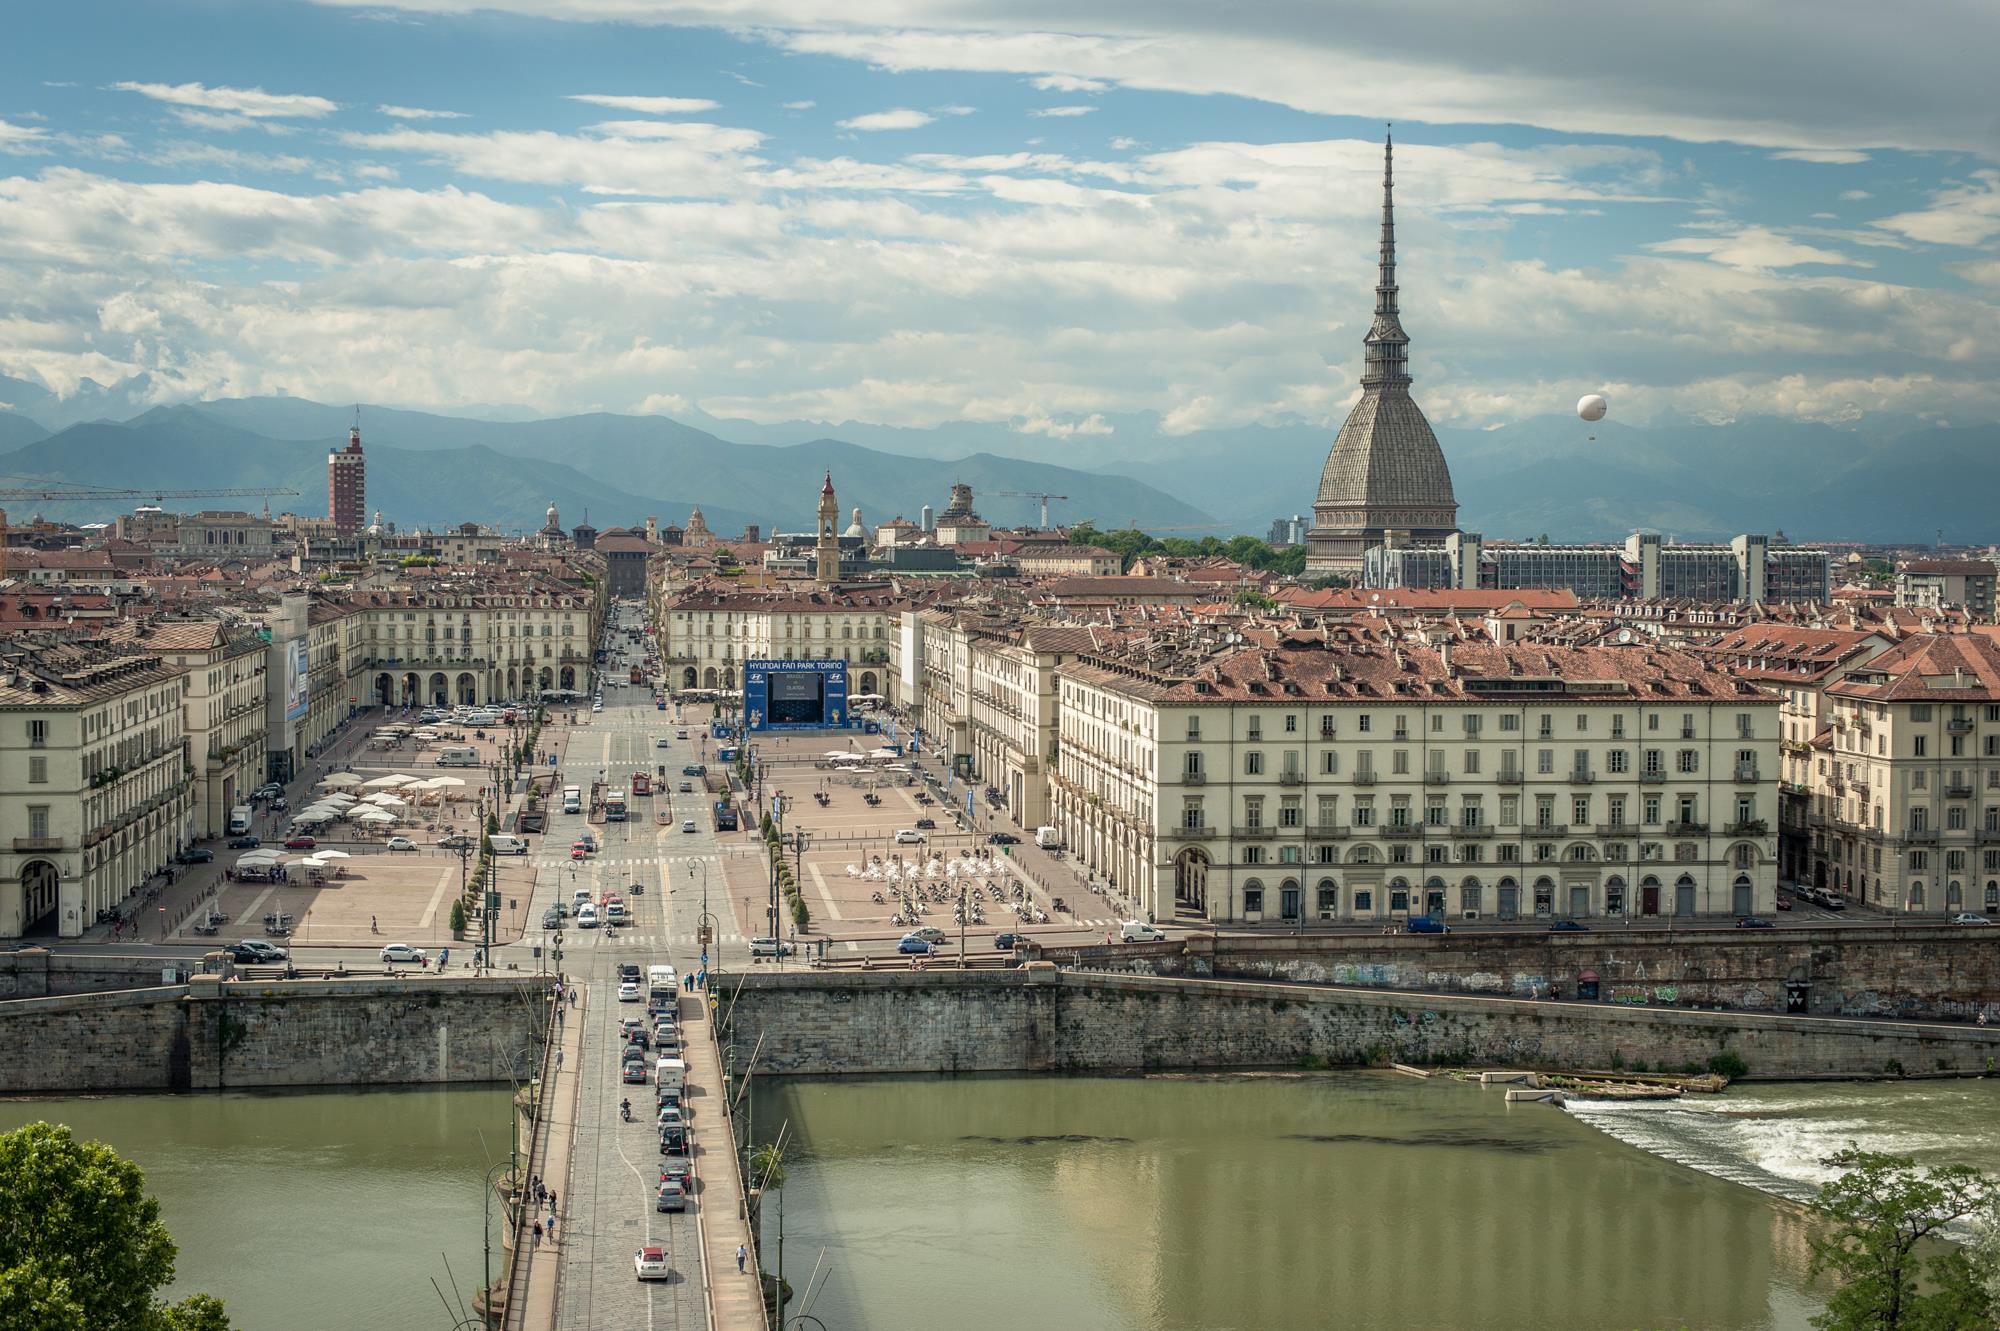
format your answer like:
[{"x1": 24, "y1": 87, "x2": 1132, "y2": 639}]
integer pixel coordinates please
[
  {"x1": 532, "y1": 1220, "x2": 543, "y2": 1247},
  {"x1": 737, "y1": 1244, "x2": 747, "y2": 1273}
]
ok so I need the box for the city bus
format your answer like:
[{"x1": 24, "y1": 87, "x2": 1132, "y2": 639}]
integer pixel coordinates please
[{"x1": 606, "y1": 789, "x2": 628, "y2": 822}]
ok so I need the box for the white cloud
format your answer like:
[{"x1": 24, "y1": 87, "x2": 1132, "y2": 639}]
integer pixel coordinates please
[
  {"x1": 1648, "y1": 225, "x2": 1865, "y2": 271},
  {"x1": 568, "y1": 93, "x2": 720, "y2": 114},
  {"x1": 1030, "y1": 105, "x2": 1096, "y2": 118},
  {"x1": 1946, "y1": 259, "x2": 2000, "y2": 288},
  {"x1": 837, "y1": 107, "x2": 933, "y2": 131},
  {"x1": 0, "y1": 119, "x2": 51, "y2": 154},
  {"x1": 1110, "y1": 136, "x2": 1137, "y2": 151},
  {"x1": 1014, "y1": 411, "x2": 1110, "y2": 437},
  {"x1": 1839, "y1": 189, "x2": 1872, "y2": 201},
  {"x1": 934, "y1": 104, "x2": 975, "y2": 117},
  {"x1": 111, "y1": 80, "x2": 337, "y2": 119},
  {"x1": 1031, "y1": 74, "x2": 1106, "y2": 93},
  {"x1": 1872, "y1": 171, "x2": 2000, "y2": 248},
  {"x1": 1769, "y1": 148, "x2": 1870, "y2": 164},
  {"x1": 341, "y1": 122, "x2": 765, "y2": 194},
  {"x1": 378, "y1": 104, "x2": 467, "y2": 120},
  {"x1": 781, "y1": 100, "x2": 815, "y2": 110}
]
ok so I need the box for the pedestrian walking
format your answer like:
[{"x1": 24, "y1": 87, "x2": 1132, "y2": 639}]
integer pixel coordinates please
[
  {"x1": 546, "y1": 1211, "x2": 557, "y2": 1240},
  {"x1": 736, "y1": 1244, "x2": 747, "y2": 1273},
  {"x1": 556, "y1": 1004, "x2": 565, "y2": 1025},
  {"x1": 567, "y1": 987, "x2": 577, "y2": 1008},
  {"x1": 532, "y1": 1220, "x2": 543, "y2": 1247}
]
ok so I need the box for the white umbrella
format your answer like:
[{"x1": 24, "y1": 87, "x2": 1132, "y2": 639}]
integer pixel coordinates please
[
  {"x1": 429, "y1": 776, "x2": 467, "y2": 787},
  {"x1": 235, "y1": 852, "x2": 279, "y2": 865},
  {"x1": 319, "y1": 772, "x2": 363, "y2": 787},
  {"x1": 365, "y1": 793, "x2": 407, "y2": 807},
  {"x1": 321, "y1": 792, "x2": 359, "y2": 804},
  {"x1": 363, "y1": 774, "x2": 415, "y2": 788},
  {"x1": 310, "y1": 849, "x2": 352, "y2": 859},
  {"x1": 355, "y1": 808, "x2": 396, "y2": 823}
]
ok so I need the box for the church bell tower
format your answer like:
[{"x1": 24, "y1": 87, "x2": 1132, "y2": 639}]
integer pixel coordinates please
[{"x1": 815, "y1": 472, "x2": 841, "y2": 584}]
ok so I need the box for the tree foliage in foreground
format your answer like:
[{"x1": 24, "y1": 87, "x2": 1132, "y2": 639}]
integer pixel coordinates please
[
  {"x1": 1808, "y1": 1148, "x2": 1997, "y2": 1331},
  {"x1": 0, "y1": 1122, "x2": 231, "y2": 1331}
]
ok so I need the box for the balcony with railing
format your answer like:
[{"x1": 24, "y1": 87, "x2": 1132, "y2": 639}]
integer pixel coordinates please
[
  {"x1": 1532, "y1": 822, "x2": 1569, "y2": 837},
  {"x1": 1279, "y1": 771, "x2": 1305, "y2": 786},
  {"x1": 1423, "y1": 771, "x2": 1450, "y2": 786},
  {"x1": 1351, "y1": 771, "x2": 1377, "y2": 786},
  {"x1": 1946, "y1": 783, "x2": 1974, "y2": 799},
  {"x1": 1725, "y1": 819, "x2": 1769, "y2": 836},
  {"x1": 13, "y1": 837, "x2": 64, "y2": 853},
  {"x1": 1948, "y1": 718, "x2": 1974, "y2": 734},
  {"x1": 1169, "y1": 824, "x2": 1217, "y2": 841},
  {"x1": 1568, "y1": 769, "x2": 1595, "y2": 784},
  {"x1": 1903, "y1": 827, "x2": 1939, "y2": 844},
  {"x1": 1381, "y1": 824, "x2": 1422, "y2": 839},
  {"x1": 1310, "y1": 823, "x2": 1351, "y2": 839},
  {"x1": 1734, "y1": 764, "x2": 1760, "y2": 783},
  {"x1": 1665, "y1": 820, "x2": 1708, "y2": 836},
  {"x1": 1233, "y1": 825, "x2": 1279, "y2": 840},
  {"x1": 1639, "y1": 771, "x2": 1665, "y2": 784},
  {"x1": 1180, "y1": 770, "x2": 1206, "y2": 786},
  {"x1": 1495, "y1": 770, "x2": 1522, "y2": 784}
]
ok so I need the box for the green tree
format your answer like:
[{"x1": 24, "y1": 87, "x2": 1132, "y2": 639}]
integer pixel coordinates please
[
  {"x1": 0, "y1": 1122, "x2": 232, "y2": 1331},
  {"x1": 1807, "y1": 1149, "x2": 1998, "y2": 1331},
  {"x1": 749, "y1": 1141, "x2": 787, "y2": 1192},
  {"x1": 449, "y1": 898, "x2": 468, "y2": 935},
  {"x1": 790, "y1": 894, "x2": 811, "y2": 933}
]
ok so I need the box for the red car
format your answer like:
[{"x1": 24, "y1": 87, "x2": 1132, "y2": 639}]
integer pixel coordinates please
[{"x1": 284, "y1": 835, "x2": 316, "y2": 850}]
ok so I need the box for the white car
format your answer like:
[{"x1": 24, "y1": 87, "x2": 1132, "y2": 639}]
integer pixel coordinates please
[
  {"x1": 619, "y1": 981, "x2": 641, "y2": 1002},
  {"x1": 577, "y1": 904, "x2": 599, "y2": 929},
  {"x1": 385, "y1": 836, "x2": 418, "y2": 852},
  {"x1": 894, "y1": 829, "x2": 926, "y2": 845},
  {"x1": 634, "y1": 1245, "x2": 670, "y2": 1281},
  {"x1": 656, "y1": 738, "x2": 671, "y2": 748},
  {"x1": 380, "y1": 943, "x2": 427, "y2": 963},
  {"x1": 1951, "y1": 912, "x2": 1993, "y2": 926}
]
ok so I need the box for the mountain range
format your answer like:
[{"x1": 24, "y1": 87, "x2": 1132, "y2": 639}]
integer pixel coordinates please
[{"x1": 1, "y1": 375, "x2": 1996, "y2": 545}]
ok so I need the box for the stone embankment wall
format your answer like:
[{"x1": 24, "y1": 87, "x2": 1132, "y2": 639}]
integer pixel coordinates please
[
  {"x1": 724, "y1": 970, "x2": 2000, "y2": 1081},
  {"x1": 0, "y1": 948, "x2": 194, "y2": 999},
  {"x1": 1032, "y1": 929, "x2": 2000, "y2": 1023},
  {"x1": 0, "y1": 976, "x2": 547, "y2": 1094}
]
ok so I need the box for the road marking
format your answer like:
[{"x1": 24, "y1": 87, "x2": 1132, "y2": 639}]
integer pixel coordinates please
[
  {"x1": 238, "y1": 883, "x2": 278, "y2": 927},
  {"x1": 806, "y1": 863, "x2": 843, "y2": 921},
  {"x1": 417, "y1": 863, "x2": 459, "y2": 928}
]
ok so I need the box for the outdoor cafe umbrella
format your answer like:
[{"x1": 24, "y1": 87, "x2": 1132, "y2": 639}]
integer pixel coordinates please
[
  {"x1": 362, "y1": 774, "x2": 415, "y2": 788},
  {"x1": 308, "y1": 849, "x2": 352, "y2": 859},
  {"x1": 364, "y1": 793, "x2": 407, "y2": 807},
  {"x1": 428, "y1": 776, "x2": 467, "y2": 787},
  {"x1": 354, "y1": 808, "x2": 396, "y2": 823},
  {"x1": 319, "y1": 772, "x2": 363, "y2": 787}
]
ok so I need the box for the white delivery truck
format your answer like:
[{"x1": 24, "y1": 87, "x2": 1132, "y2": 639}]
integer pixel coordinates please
[
  {"x1": 1034, "y1": 826, "x2": 1062, "y2": 849},
  {"x1": 562, "y1": 785, "x2": 582, "y2": 815},
  {"x1": 227, "y1": 805, "x2": 253, "y2": 836},
  {"x1": 655, "y1": 1056, "x2": 687, "y2": 1093}
]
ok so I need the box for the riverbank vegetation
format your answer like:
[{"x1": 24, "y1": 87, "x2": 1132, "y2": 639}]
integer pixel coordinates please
[
  {"x1": 1808, "y1": 1149, "x2": 1997, "y2": 1331},
  {"x1": 0, "y1": 1121, "x2": 231, "y2": 1329}
]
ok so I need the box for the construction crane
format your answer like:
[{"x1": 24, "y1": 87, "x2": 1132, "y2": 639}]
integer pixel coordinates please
[
  {"x1": 0, "y1": 480, "x2": 300, "y2": 577},
  {"x1": 996, "y1": 490, "x2": 1068, "y2": 529}
]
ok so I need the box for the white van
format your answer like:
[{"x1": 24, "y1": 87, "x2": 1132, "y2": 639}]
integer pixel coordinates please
[
  {"x1": 1119, "y1": 920, "x2": 1165, "y2": 942},
  {"x1": 576, "y1": 902, "x2": 599, "y2": 929},
  {"x1": 655, "y1": 1057, "x2": 687, "y2": 1092},
  {"x1": 1034, "y1": 826, "x2": 1062, "y2": 849},
  {"x1": 488, "y1": 834, "x2": 529, "y2": 855},
  {"x1": 435, "y1": 746, "x2": 479, "y2": 767}
]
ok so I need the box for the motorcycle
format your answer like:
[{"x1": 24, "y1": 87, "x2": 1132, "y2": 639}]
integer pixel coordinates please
[{"x1": 620, "y1": 1099, "x2": 632, "y2": 1122}]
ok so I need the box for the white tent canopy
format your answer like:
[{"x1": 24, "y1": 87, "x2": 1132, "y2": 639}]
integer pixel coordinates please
[
  {"x1": 363, "y1": 774, "x2": 416, "y2": 789},
  {"x1": 319, "y1": 772, "x2": 363, "y2": 787}
]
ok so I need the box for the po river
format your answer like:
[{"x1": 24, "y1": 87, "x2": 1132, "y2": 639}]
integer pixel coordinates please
[
  {"x1": 753, "y1": 1073, "x2": 2000, "y2": 1331},
  {"x1": 0, "y1": 1086, "x2": 511, "y2": 1331}
]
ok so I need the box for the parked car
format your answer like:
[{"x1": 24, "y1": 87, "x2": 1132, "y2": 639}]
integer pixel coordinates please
[
  {"x1": 897, "y1": 934, "x2": 934, "y2": 955},
  {"x1": 1735, "y1": 916, "x2": 1775, "y2": 929},
  {"x1": 178, "y1": 847, "x2": 214, "y2": 864},
  {"x1": 1951, "y1": 912, "x2": 1994, "y2": 926},
  {"x1": 227, "y1": 835, "x2": 261, "y2": 849},
  {"x1": 283, "y1": 835, "x2": 316, "y2": 850},
  {"x1": 385, "y1": 836, "x2": 418, "y2": 852},
  {"x1": 1547, "y1": 920, "x2": 1591, "y2": 933},
  {"x1": 914, "y1": 818, "x2": 936, "y2": 830},
  {"x1": 634, "y1": 1246, "x2": 671, "y2": 1281},
  {"x1": 380, "y1": 943, "x2": 428, "y2": 962},
  {"x1": 225, "y1": 940, "x2": 288, "y2": 964},
  {"x1": 618, "y1": 982, "x2": 641, "y2": 1002},
  {"x1": 894, "y1": 829, "x2": 926, "y2": 845},
  {"x1": 678, "y1": 781, "x2": 693, "y2": 793},
  {"x1": 987, "y1": 832, "x2": 1020, "y2": 845}
]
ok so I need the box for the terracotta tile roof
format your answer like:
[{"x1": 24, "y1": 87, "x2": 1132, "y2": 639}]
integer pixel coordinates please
[
  {"x1": 1828, "y1": 633, "x2": 2000, "y2": 703},
  {"x1": 1278, "y1": 587, "x2": 1580, "y2": 612}
]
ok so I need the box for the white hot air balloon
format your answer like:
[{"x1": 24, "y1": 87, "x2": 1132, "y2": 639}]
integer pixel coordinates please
[{"x1": 1577, "y1": 393, "x2": 1609, "y2": 423}]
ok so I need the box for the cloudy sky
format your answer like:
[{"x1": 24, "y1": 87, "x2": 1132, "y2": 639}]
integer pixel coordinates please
[{"x1": 2, "y1": 0, "x2": 1995, "y2": 443}]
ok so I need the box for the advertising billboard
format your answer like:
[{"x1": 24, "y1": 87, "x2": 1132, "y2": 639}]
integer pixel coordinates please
[
  {"x1": 284, "y1": 639, "x2": 309, "y2": 722},
  {"x1": 743, "y1": 658, "x2": 848, "y2": 731}
]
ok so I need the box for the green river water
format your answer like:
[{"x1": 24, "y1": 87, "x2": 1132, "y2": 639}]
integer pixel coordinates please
[
  {"x1": 0, "y1": 1087, "x2": 511, "y2": 1331},
  {"x1": 7, "y1": 1074, "x2": 1999, "y2": 1331},
  {"x1": 752, "y1": 1073, "x2": 2000, "y2": 1331}
]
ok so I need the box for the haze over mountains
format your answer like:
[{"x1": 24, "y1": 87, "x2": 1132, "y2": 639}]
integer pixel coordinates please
[{"x1": 1, "y1": 376, "x2": 1995, "y2": 544}]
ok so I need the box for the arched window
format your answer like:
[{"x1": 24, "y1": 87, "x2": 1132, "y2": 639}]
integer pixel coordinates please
[
  {"x1": 1242, "y1": 878, "x2": 1265, "y2": 915},
  {"x1": 1316, "y1": 877, "x2": 1338, "y2": 917},
  {"x1": 1909, "y1": 880, "x2": 1926, "y2": 909}
]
